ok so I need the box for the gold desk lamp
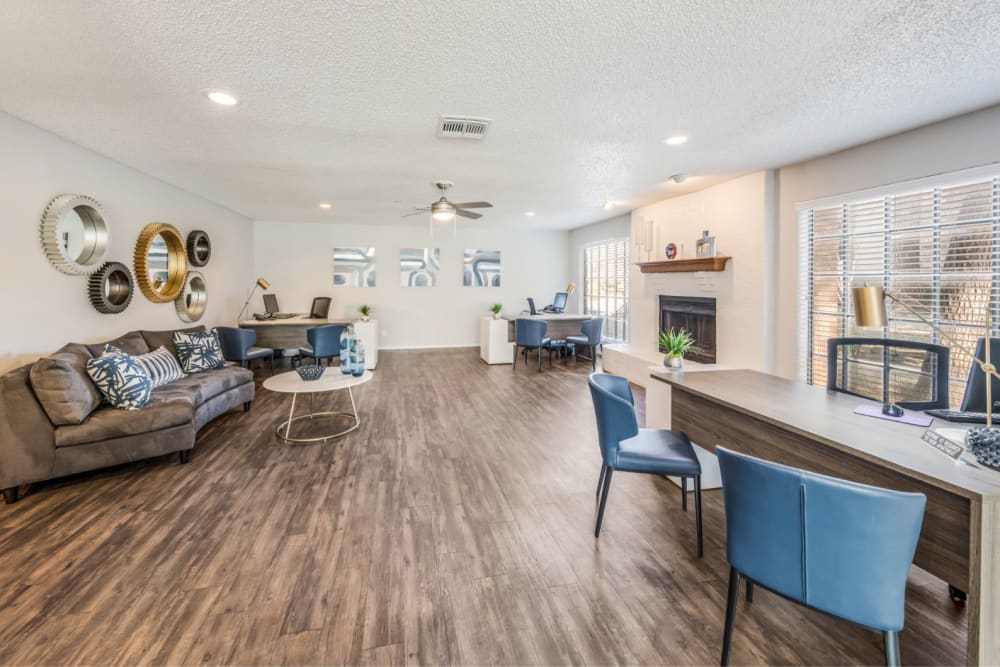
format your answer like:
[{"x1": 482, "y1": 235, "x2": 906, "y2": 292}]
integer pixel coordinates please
[{"x1": 237, "y1": 277, "x2": 271, "y2": 324}]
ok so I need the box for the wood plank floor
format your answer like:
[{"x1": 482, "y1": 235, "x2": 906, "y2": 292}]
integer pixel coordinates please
[{"x1": 0, "y1": 348, "x2": 968, "y2": 665}]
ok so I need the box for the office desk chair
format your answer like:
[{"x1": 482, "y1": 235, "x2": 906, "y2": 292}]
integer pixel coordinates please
[
  {"x1": 309, "y1": 297, "x2": 332, "y2": 319},
  {"x1": 568, "y1": 317, "x2": 605, "y2": 370},
  {"x1": 513, "y1": 319, "x2": 550, "y2": 372},
  {"x1": 588, "y1": 373, "x2": 703, "y2": 556},
  {"x1": 826, "y1": 337, "x2": 950, "y2": 410},
  {"x1": 296, "y1": 324, "x2": 345, "y2": 366},
  {"x1": 717, "y1": 447, "x2": 925, "y2": 667},
  {"x1": 216, "y1": 327, "x2": 274, "y2": 374},
  {"x1": 527, "y1": 297, "x2": 538, "y2": 315}
]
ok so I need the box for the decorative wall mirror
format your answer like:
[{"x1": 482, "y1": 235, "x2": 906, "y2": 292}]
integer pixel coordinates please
[
  {"x1": 186, "y1": 230, "x2": 212, "y2": 267},
  {"x1": 175, "y1": 271, "x2": 207, "y2": 322},
  {"x1": 40, "y1": 194, "x2": 110, "y2": 275},
  {"x1": 87, "y1": 262, "x2": 134, "y2": 314},
  {"x1": 134, "y1": 223, "x2": 188, "y2": 302}
]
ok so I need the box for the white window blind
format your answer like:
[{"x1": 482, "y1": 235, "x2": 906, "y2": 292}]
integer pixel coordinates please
[
  {"x1": 583, "y1": 239, "x2": 629, "y2": 343},
  {"x1": 799, "y1": 175, "x2": 1000, "y2": 407}
]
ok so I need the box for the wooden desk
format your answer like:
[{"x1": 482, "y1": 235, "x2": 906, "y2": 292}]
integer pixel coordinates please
[
  {"x1": 503, "y1": 313, "x2": 592, "y2": 340},
  {"x1": 240, "y1": 316, "x2": 353, "y2": 350},
  {"x1": 649, "y1": 368, "x2": 1000, "y2": 665}
]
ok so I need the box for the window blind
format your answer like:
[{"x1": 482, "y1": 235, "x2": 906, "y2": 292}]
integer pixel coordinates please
[
  {"x1": 583, "y1": 239, "x2": 629, "y2": 343},
  {"x1": 800, "y1": 175, "x2": 1000, "y2": 408}
]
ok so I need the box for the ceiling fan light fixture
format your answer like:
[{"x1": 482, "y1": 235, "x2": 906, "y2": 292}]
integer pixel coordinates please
[{"x1": 431, "y1": 200, "x2": 456, "y2": 222}]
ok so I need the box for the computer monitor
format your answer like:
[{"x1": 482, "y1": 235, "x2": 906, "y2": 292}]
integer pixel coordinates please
[
  {"x1": 527, "y1": 297, "x2": 537, "y2": 315},
  {"x1": 960, "y1": 338, "x2": 1000, "y2": 412},
  {"x1": 552, "y1": 291, "x2": 568, "y2": 311},
  {"x1": 310, "y1": 297, "x2": 331, "y2": 319},
  {"x1": 262, "y1": 293, "x2": 279, "y2": 315}
]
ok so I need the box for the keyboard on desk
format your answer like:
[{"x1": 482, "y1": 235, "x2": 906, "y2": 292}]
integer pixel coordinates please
[
  {"x1": 272, "y1": 313, "x2": 297, "y2": 319},
  {"x1": 925, "y1": 409, "x2": 990, "y2": 424}
]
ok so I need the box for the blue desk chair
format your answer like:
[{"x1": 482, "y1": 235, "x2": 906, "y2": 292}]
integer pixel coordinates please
[
  {"x1": 588, "y1": 373, "x2": 703, "y2": 556},
  {"x1": 513, "y1": 319, "x2": 550, "y2": 372},
  {"x1": 568, "y1": 317, "x2": 604, "y2": 370},
  {"x1": 297, "y1": 324, "x2": 345, "y2": 366},
  {"x1": 716, "y1": 447, "x2": 926, "y2": 667},
  {"x1": 216, "y1": 327, "x2": 274, "y2": 374}
]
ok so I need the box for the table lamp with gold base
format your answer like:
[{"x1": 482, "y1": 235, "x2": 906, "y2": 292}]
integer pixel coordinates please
[
  {"x1": 237, "y1": 277, "x2": 271, "y2": 324},
  {"x1": 852, "y1": 284, "x2": 1000, "y2": 467}
]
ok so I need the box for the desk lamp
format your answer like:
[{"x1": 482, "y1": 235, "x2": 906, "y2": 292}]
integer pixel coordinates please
[
  {"x1": 852, "y1": 285, "x2": 1000, "y2": 465},
  {"x1": 237, "y1": 277, "x2": 271, "y2": 324}
]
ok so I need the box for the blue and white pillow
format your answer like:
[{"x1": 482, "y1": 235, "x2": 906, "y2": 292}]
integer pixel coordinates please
[
  {"x1": 173, "y1": 330, "x2": 225, "y2": 374},
  {"x1": 86, "y1": 349, "x2": 153, "y2": 410},
  {"x1": 106, "y1": 344, "x2": 183, "y2": 389}
]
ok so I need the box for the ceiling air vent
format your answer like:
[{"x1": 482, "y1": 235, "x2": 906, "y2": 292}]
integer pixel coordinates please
[{"x1": 437, "y1": 116, "x2": 491, "y2": 140}]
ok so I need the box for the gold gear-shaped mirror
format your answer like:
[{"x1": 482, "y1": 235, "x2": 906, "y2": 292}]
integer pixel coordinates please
[{"x1": 134, "y1": 222, "x2": 188, "y2": 303}]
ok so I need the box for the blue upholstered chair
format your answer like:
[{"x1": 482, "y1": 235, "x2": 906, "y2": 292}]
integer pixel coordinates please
[
  {"x1": 716, "y1": 447, "x2": 926, "y2": 667},
  {"x1": 297, "y1": 324, "x2": 345, "y2": 366},
  {"x1": 568, "y1": 317, "x2": 604, "y2": 370},
  {"x1": 216, "y1": 327, "x2": 274, "y2": 374},
  {"x1": 513, "y1": 319, "x2": 550, "y2": 372},
  {"x1": 587, "y1": 373, "x2": 703, "y2": 555}
]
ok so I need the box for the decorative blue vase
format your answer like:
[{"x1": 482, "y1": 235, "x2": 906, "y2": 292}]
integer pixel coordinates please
[
  {"x1": 353, "y1": 340, "x2": 366, "y2": 376},
  {"x1": 340, "y1": 325, "x2": 356, "y2": 375}
]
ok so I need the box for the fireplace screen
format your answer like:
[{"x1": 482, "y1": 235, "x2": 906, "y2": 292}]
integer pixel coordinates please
[{"x1": 659, "y1": 296, "x2": 717, "y2": 364}]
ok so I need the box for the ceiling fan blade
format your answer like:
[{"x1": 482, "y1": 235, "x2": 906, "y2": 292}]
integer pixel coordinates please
[
  {"x1": 455, "y1": 209, "x2": 483, "y2": 219},
  {"x1": 451, "y1": 201, "x2": 493, "y2": 209},
  {"x1": 401, "y1": 209, "x2": 428, "y2": 218}
]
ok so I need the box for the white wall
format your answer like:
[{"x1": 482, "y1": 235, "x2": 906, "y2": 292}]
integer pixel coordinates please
[
  {"x1": 629, "y1": 172, "x2": 772, "y2": 369},
  {"x1": 253, "y1": 221, "x2": 568, "y2": 349},
  {"x1": 566, "y1": 213, "x2": 631, "y2": 313},
  {"x1": 775, "y1": 104, "x2": 1000, "y2": 379},
  {"x1": 0, "y1": 112, "x2": 253, "y2": 373}
]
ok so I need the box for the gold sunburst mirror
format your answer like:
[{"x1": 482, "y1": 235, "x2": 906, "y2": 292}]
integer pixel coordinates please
[{"x1": 134, "y1": 223, "x2": 187, "y2": 303}]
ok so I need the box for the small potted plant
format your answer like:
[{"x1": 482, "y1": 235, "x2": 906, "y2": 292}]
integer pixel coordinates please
[
  {"x1": 358, "y1": 304, "x2": 371, "y2": 322},
  {"x1": 660, "y1": 327, "x2": 697, "y2": 370},
  {"x1": 489, "y1": 303, "x2": 503, "y2": 320}
]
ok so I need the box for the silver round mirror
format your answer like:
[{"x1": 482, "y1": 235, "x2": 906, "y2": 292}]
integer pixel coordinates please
[
  {"x1": 40, "y1": 194, "x2": 110, "y2": 275},
  {"x1": 175, "y1": 271, "x2": 207, "y2": 322}
]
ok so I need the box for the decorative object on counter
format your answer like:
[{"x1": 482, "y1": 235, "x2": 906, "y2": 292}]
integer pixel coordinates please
[
  {"x1": 237, "y1": 277, "x2": 270, "y2": 323},
  {"x1": 660, "y1": 327, "x2": 698, "y2": 370},
  {"x1": 87, "y1": 261, "x2": 134, "y2": 314},
  {"x1": 296, "y1": 364, "x2": 326, "y2": 382},
  {"x1": 463, "y1": 249, "x2": 501, "y2": 286},
  {"x1": 400, "y1": 247, "x2": 440, "y2": 286},
  {"x1": 965, "y1": 428, "x2": 1000, "y2": 469},
  {"x1": 186, "y1": 230, "x2": 212, "y2": 267},
  {"x1": 665, "y1": 242, "x2": 678, "y2": 260},
  {"x1": 175, "y1": 271, "x2": 207, "y2": 322},
  {"x1": 340, "y1": 324, "x2": 357, "y2": 375},
  {"x1": 40, "y1": 194, "x2": 110, "y2": 275},
  {"x1": 489, "y1": 303, "x2": 503, "y2": 320},
  {"x1": 353, "y1": 340, "x2": 366, "y2": 376},
  {"x1": 695, "y1": 230, "x2": 717, "y2": 258},
  {"x1": 358, "y1": 304, "x2": 372, "y2": 321},
  {"x1": 134, "y1": 222, "x2": 188, "y2": 303},
  {"x1": 333, "y1": 247, "x2": 376, "y2": 287}
]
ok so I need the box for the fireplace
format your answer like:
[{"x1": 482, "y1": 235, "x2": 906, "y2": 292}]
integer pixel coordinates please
[{"x1": 659, "y1": 295, "x2": 717, "y2": 364}]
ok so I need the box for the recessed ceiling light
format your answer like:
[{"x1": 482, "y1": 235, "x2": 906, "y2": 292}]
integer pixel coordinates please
[
  {"x1": 602, "y1": 200, "x2": 617, "y2": 210},
  {"x1": 668, "y1": 174, "x2": 690, "y2": 184},
  {"x1": 525, "y1": 211, "x2": 535, "y2": 217},
  {"x1": 664, "y1": 135, "x2": 688, "y2": 146},
  {"x1": 204, "y1": 89, "x2": 239, "y2": 106},
  {"x1": 319, "y1": 202, "x2": 332, "y2": 209}
]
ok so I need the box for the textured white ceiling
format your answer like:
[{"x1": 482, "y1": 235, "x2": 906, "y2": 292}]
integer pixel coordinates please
[{"x1": 3, "y1": 1, "x2": 1000, "y2": 229}]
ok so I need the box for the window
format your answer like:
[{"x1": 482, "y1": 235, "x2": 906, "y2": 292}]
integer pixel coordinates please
[
  {"x1": 583, "y1": 239, "x2": 629, "y2": 343},
  {"x1": 799, "y1": 172, "x2": 1000, "y2": 407}
]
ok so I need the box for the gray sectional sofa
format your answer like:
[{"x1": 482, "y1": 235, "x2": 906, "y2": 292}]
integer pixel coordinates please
[{"x1": 0, "y1": 326, "x2": 255, "y2": 503}]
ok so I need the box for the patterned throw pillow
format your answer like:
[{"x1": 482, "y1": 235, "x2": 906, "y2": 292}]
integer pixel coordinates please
[
  {"x1": 106, "y1": 344, "x2": 183, "y2": 389},
  {"x1": 173, "y1": 330, "x2": 225, "y2": 374},
  {"x1": 86, "y1": 349, "x2": 153, "y2": 410}
]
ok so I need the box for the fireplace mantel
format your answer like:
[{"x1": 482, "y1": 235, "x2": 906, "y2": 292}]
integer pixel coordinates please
[{"x1": 635, "y1": 256, "x2": 731, "y2": 273}]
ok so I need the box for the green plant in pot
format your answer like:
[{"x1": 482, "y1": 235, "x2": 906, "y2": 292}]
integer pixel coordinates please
[
  {"x1": 489, "y1": 303, "x2": 503, "y2": 320},
  {"x1": 660, "y1": 327, "x2": 697, "y2": 369},
  {"x1": 358, "y1": 304, "x2": 371, "y2": 322}
]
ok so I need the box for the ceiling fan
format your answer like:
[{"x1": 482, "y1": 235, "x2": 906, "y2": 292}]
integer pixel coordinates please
[{"x1": 404, "y1": 181, "x2": 493, "y2": 222}]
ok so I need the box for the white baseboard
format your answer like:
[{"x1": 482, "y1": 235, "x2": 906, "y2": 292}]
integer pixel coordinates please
[{"x1": 378, "y1": 343, "x2": 480, "y2": 351}]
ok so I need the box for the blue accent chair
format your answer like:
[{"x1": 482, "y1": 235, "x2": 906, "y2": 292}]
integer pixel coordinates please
[
  {"x1": 587, "y1": 373, "x2": 703, "y2": 556},
  {"x1": 716, "y1": 447, "x2": 926, "y2": 667},
  {"x1": 297, "y1": 324, "x2": 345, "y2": 366},
  {"x1": 513, "y1": 319, "x2": 550, "y2": 372},
  {"x1": 216, "y1": 327, "x2": 274, "y2": 374},
  {"x1": 567, "y1": 317, "x2": 604, "y2": 370}
]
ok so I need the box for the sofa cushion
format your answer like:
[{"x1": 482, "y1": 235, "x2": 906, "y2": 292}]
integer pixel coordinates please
[
  {"x1": 85, "y1": 331, "x2": 150, "y2": 358},
  {"x1": 54, "y1": 392, "x2": 195, "y2": 448},
  {"x1": 28, "y1": 343, "x2": 101, "y2": 425},
  {"x1": 116, "y1": 345, "x2": 185, "y2": 388},
  {"x1": 151, "y1": 366, "x2": 254, "y2": 405},
  {"x1": 86, "y1": 350, "x2": 153, "y2": 410},
  {"x1": 174, "y1": 330, "x2": 226, "y2": 374},
  {"x1": 141, "y1": 326, "x2": 206, "y2": 361}
]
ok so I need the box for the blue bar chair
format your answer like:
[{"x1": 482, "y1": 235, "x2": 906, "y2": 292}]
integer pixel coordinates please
[
  {"x1": 297, "y1": 324, "x2": 345, "y2": 366},
  {"x1": 587, "y1": 373, "x2": 703, "y2": 556},
  {"x1": 716, "y1": 447, "x2": 926, "y2": 667},
  {"x1": 512, "y1": 319, "x2": 550, "y2": 372},
  {"x1": 216, "y1": 326, "x2": 274, "y2": 374},
  {"x1": 567, "y1": 317, "x2": 604, "y2": 370}
]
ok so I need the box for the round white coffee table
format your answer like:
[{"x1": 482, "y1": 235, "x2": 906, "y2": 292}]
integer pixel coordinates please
[{"x1": 262, "y1": 369, "x2": 373, "y2": 443}]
